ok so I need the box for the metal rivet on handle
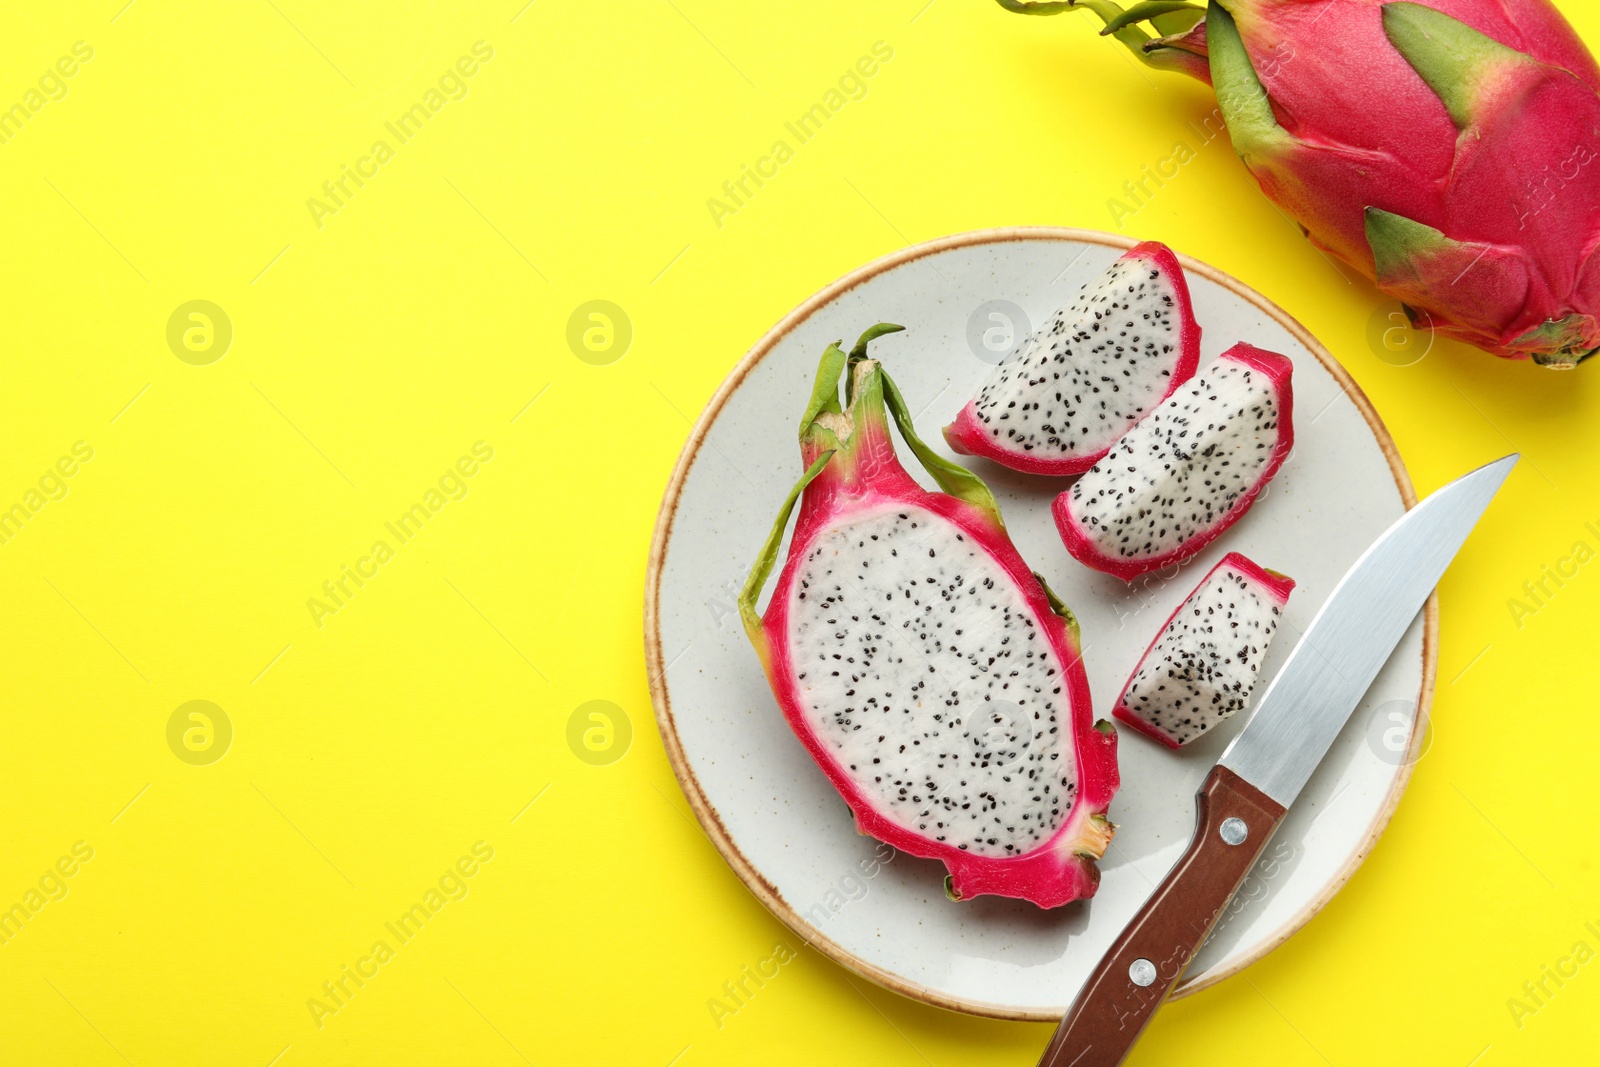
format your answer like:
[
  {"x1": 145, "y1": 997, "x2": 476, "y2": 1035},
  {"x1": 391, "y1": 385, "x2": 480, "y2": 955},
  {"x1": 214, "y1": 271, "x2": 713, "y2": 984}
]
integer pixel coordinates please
[
  {"x1": 1220, "y1": 817, "x2": 1248, "y2": 846},
  {"x1": 1128, "y1": 958, "x2": 1157, "y2": 987}
]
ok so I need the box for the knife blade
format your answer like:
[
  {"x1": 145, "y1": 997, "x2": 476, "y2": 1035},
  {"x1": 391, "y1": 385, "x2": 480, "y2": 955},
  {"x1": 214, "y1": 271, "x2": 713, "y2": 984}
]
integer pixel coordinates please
[
  {"x1": 1220, "y1": 453, "x2": 1519, "y2": 807},
  {"x1": 1037, "y1": 454, "x2": 1517, "y2": 1067}
]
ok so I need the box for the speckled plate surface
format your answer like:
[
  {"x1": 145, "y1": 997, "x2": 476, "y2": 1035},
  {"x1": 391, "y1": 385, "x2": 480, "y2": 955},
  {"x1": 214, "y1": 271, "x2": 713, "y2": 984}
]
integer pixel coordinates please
[{"x1": 644, "y1": 228, "x2": 1434, "y2": 1020}]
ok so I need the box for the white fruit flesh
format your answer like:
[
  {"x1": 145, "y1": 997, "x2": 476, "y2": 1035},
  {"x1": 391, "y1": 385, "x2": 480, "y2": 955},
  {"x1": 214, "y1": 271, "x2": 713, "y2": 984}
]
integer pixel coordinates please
[
  {"x1": 1121, "y1": 563, "x2": 1283, "y2": 745},
  {"x1": 971, "y1": 255, "x2": 1187, "y2": 462},
  {"x1": 1068, "y1": 359, "x2": 1282, "y2": 564},
  {"x1": 786, "y1": 503, "x2": 1077, "y2": 856}
]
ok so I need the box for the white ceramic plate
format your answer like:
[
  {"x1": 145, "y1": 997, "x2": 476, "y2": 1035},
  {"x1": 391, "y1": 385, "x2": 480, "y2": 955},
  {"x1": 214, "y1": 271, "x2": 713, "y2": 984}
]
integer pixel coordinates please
[{"x1": 645, "y1": 228, "x2": 1434, "y2": 1020}]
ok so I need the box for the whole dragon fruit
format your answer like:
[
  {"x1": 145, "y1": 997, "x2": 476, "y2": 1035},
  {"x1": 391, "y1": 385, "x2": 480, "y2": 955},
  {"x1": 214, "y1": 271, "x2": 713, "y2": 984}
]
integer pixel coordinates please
[
  {"x1": 995, "y1": 0, "x2": 1600, "y2": 368},
  {"x1": 740, "y1": 325, "x2": 1119, "y2": 908}
]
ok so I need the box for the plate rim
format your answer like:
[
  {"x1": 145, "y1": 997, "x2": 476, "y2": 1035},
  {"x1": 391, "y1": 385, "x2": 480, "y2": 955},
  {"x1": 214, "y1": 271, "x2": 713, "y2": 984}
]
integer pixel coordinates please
[{"x1": 643, "y1": 226, "x2": 1439, "y2": 1021}]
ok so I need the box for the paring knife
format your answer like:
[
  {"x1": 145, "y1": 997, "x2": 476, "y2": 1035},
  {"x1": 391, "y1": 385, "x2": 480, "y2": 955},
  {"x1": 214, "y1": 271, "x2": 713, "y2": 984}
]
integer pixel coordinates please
[{"x1": 1037, "y1": 454, "x2": 1518, "y2": 1067}]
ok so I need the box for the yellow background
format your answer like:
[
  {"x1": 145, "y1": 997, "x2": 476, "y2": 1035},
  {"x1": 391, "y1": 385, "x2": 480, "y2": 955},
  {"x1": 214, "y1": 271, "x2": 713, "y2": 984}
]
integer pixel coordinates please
[{"x1": 0, "y1": 1, "x2": 1595, "y2": 1064}]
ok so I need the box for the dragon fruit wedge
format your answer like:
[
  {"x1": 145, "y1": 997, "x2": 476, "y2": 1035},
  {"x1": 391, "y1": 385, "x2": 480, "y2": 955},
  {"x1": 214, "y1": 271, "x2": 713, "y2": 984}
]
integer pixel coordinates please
[
  {"x1": 995, "y1": 0, "x2": 1600, "y2": 368},
  {"x1": 1114, "y1": 552, "x2": 1295, "y2": 748},
  {"x1": 943, "y1": 241, "x2": 1201, "y2": 475},
  {"x1": 740, "y1": 325, "x2": 1119, "y2": 908},
  {"x1": 1054, "y1": 342, "x2": 1294, "y2": 581}
]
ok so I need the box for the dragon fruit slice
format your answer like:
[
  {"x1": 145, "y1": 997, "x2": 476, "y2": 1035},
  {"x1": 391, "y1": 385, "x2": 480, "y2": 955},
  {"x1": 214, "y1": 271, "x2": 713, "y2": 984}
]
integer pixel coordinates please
[
  {"x1": 943, "y1": 241, "x2": 1201, "y2": 476},
  {"x1": 1114, "y1": 553, "x2": 1295, "y2": 748},
  {"x1": 1054, "y1": 342, "x2": 1294, "y2": 581},
  {"x1": 740, "y1": 325, "x2": 1119, "y2": 908}
]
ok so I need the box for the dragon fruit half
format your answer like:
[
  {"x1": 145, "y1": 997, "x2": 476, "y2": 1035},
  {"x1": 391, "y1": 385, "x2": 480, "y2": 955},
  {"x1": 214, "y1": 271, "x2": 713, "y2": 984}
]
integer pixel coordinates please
[
  {"x1": 996, "y1": 0, "x2": 1600, "y2": 368},
  {"x1": 740, "y1": 326, "x2": 1119, "y2": 907},
  {"x1": 943, "y1": 241, "x2": 1201, "y2": 475}
]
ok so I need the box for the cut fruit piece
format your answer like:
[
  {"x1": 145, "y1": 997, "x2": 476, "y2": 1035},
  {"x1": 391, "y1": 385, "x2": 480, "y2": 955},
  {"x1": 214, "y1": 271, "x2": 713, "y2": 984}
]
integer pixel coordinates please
[
  {"x1": 943, "y1": 241, "x2": 1201, "y2": 476},
  {"x1": 1114, "y1": 553, "x2": 1295, "y2": 748},
  {"x1": 740, "y1": 325, "x2": 1119, "y2": 908},
  {"x1": 1054, "y1": 343, "x2": 1294, "y2": 581}
]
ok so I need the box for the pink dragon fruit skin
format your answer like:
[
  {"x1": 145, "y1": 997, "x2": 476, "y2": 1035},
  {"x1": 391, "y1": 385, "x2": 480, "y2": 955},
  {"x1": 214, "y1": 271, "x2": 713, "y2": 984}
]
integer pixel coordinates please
[{"x1": 997, "y1": 0, "x2": 1600, "y2": 368}]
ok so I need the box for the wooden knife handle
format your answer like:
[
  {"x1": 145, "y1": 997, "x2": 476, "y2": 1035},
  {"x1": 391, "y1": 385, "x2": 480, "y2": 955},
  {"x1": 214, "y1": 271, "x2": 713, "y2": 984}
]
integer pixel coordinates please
[{"x1": 1037, "y1": 765, "x2": 1288, "y2": 1067}]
